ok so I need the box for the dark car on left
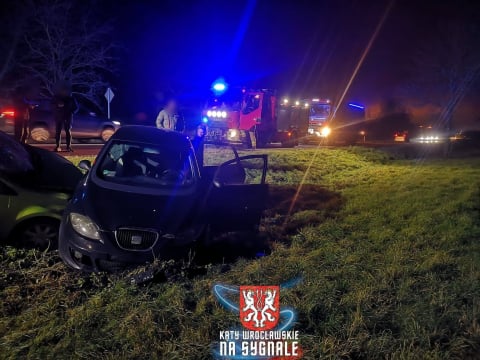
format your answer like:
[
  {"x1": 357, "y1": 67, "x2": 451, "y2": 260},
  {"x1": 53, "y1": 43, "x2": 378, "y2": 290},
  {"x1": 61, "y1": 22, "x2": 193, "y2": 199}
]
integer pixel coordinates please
[{"x1": 0, "y1": 131, "x2": 83, "y2": 248}]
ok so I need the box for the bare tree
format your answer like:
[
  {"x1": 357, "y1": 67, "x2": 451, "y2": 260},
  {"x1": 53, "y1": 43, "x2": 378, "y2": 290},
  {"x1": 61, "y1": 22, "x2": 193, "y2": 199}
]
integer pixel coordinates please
[
  {"x1": 0, "y1": 2, "x2": 31, "y2": 93},
  {"x1": 412, "y1": 15, "x2": 480, "y2": 130},
  {"x1": 21, "y1": 0, "x2": 118, "y2": 107}
]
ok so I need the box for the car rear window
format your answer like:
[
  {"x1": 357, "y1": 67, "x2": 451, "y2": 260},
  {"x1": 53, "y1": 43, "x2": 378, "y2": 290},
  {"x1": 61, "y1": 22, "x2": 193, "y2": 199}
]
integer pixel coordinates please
[{"x1": 0, "y1": 132, "x2": 34, "y2": 174}]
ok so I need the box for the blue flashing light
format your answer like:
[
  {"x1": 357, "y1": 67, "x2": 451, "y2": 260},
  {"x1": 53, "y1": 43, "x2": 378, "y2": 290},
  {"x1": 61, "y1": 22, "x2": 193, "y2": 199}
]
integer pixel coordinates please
[
  {"x1": 348, "y1": 103, "x2": 365, "y2": 110},
  {"x1": 202, "y1": 116, "x2": 208, "y2": 123},
  {"x1": 211, "y1": 77, "x2": 228, "y2": 95},
  {"x1": 213, "y1": 82, "x2": 226, "y2": 92}
]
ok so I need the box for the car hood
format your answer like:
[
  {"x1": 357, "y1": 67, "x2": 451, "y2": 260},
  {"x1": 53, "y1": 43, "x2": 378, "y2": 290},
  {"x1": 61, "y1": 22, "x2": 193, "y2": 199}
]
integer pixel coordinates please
[{"x1": 79, "y1": 180, "x2": 199, "y2": 233}]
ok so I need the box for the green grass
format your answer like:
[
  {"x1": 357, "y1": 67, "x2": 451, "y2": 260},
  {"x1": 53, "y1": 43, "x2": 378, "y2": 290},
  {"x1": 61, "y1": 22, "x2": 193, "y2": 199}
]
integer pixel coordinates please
[{"x1": 1, "y1": 147, "x2": 480, "y2": 359}]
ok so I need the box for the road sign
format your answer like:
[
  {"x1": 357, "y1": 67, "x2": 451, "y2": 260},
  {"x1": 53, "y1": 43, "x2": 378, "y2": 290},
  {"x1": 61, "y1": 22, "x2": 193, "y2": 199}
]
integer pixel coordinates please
[{"x1": 104, "y1": 87, "x2": 115, "y2": 119}]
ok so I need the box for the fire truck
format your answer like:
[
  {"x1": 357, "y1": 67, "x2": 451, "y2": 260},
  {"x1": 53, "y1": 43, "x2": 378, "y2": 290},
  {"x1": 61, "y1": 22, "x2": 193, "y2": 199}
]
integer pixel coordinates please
[
  {"x1": 203, "y1": 88, "x2": 303, "y2": 148},
  {"x1": 304, "y1": 99, "x2": 367, "y2": 145}
]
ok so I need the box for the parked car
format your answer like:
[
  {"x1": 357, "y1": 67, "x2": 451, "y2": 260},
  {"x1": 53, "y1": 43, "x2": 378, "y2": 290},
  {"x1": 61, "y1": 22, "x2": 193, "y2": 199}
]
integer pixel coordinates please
[
  {"x1": 0, "y1": 131, "x2": 83, "y2": 248},
  {"x1": 0, "y1": 98, "x2": 121, "y2": 142},
  {"x1": 26, "y1": 99, "x2": 121, "y2": 143},
  {"x1": 0, "y1": 99, "x2": 15, "y2": 135},
  {"x1": 394, "y1": 131, "x2": 409, "y2": 142},
  {"x1": 59, "y1": 125, "x2": 269, "y2": 272}
]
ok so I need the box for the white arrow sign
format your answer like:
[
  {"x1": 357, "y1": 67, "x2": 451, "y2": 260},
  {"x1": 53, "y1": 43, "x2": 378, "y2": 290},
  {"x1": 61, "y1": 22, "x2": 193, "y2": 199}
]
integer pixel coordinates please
[{"x1": 104, "y1": 87, "x2": 115, "y2": 119}]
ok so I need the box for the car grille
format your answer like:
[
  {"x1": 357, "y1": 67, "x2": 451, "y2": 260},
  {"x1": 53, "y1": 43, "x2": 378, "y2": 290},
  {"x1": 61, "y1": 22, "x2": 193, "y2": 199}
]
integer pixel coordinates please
[{"x1": 115, "y1": 228, "x2": 159, "y2": 251}]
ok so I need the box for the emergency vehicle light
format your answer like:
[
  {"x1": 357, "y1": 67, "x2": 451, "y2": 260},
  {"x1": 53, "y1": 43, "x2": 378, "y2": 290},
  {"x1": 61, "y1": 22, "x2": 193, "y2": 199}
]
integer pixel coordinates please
[
  {"x1": 213, "y1": 83, "x2": 226, "y2": 92},
  {"x1": 212, "y1": 78, "x2": 228, "y2": 95},
  {"x1": 348, "y1": 103, "x2": 365, "y2": 110}
]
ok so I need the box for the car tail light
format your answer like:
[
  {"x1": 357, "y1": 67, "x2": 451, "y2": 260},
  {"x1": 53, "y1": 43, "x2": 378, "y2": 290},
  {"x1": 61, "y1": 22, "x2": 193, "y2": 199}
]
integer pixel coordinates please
[{"x1": 1, "y1": 109, "x2": 15, "y2": 117}]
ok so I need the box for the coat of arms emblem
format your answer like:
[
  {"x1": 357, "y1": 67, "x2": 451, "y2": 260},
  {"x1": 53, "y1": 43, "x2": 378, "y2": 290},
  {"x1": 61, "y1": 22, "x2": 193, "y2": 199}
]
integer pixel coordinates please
[{"x1": 239, "y1": 285, "x2": 280, "y2": 330}]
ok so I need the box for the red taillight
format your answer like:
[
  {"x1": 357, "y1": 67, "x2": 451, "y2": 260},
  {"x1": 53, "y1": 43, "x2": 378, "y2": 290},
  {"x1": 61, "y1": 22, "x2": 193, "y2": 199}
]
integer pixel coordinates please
[{"x1": 1, "y1": 109, "x2": 15, "y2": 117}]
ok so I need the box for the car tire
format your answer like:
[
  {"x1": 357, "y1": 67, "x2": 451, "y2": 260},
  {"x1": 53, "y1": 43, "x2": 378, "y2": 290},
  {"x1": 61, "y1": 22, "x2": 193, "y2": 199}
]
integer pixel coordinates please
[
  {"x1": 101, "y1": 126, "x2": 115, "y2": 142},
  {"x1": 30, "y1": 126, "x2": 50, "y2": 143},
  {"x1": 13, "y1": 218, "x2": 59, "y2": 250}
]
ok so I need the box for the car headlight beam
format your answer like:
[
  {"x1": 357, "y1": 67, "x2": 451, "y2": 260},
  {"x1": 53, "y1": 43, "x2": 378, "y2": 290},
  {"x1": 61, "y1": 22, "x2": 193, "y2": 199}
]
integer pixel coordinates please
[
  {"x1": 70, "y1": 213, "x2": 101, "y2": 240},
  {"x1": 321, "y1": 126, "x2": 331, "y2": 137}
]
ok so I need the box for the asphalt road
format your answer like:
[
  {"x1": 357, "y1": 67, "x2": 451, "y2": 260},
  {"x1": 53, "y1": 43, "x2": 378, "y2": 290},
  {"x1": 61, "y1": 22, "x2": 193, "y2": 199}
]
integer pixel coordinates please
[
  {"x1": 31, "y1": 140, "x2": 440, "y2": 158},
  {"x1": 33, "y1": 143, "x2": 105, "y2": 157}
]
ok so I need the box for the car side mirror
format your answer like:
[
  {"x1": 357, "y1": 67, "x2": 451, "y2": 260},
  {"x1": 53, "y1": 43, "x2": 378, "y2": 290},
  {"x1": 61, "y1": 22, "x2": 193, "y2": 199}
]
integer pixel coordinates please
[{"x1": 78, "y1": 159, "x2": 92, "y2": 172}]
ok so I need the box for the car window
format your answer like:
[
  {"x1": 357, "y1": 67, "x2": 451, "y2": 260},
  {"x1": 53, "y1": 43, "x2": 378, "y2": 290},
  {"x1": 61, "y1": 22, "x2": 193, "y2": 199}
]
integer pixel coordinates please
[
  {"x1": 203, "y1": 144, "x2": 241, "y2": 167},
  {"x1": 242, "y1": 94, "x2": 260, "y2": 115},
  {"x1": 96, "y1": 140, "x2": 195, "y2": 188},
  {"x1": 0, "y1": 132, "x2": 34, "y2": 174}
]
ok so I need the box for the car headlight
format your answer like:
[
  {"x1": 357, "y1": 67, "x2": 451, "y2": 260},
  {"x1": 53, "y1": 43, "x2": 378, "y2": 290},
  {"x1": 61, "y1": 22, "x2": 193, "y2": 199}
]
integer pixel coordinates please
[
  {"x1": 70, "y1": 213, "x2": 101, "y2": 240},
  {"x1": 321, "y1": 126, "x2": 331, "y2": 137},
  {"x1": 112, "y1": 120, "x2": 121, "y2": 125}
]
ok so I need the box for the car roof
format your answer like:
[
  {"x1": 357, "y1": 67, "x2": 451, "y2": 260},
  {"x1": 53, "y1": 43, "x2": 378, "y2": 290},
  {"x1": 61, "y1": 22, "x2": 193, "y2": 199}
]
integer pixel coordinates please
[{"x1": 110, "y1": 125, "x2": 191, "y2": 148}]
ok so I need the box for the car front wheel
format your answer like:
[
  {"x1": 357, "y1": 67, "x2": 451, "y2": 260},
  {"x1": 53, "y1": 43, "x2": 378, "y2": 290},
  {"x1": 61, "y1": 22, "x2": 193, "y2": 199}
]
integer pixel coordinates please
[
  {"x1": 14, "y1": 218, "x2": 59, "y2": 250},
  {"x1": 30, "y1": 126, "x2": 50, "y2": 142}
]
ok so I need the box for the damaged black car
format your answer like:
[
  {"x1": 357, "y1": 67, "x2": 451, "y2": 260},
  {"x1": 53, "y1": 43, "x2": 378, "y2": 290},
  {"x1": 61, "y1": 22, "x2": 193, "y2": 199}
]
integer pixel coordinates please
[{"x1": 59, "y1": 125, "x2": 268, "y2": 272}]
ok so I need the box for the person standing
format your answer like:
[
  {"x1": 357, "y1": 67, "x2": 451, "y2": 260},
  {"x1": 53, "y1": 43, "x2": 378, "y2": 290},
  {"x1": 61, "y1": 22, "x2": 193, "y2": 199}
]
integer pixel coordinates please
[
  {"x1": 13, "y1": 93, "x2": 31, "y2": 144},
  {"x1": 52, "y1": 87, "x2": 78, "y2": 152},
  {"x1": 156, "y1": 99, "x2": 177, "y2": 130},
  {"x1": 191, "y1": 125, "x2": 206, "y2": 169}
]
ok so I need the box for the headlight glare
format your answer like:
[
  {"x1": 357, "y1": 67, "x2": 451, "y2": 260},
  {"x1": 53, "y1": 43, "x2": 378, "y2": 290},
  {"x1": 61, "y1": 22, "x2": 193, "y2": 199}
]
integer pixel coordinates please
[
  {"x1": 228, "y1": 129, "x2": 238, "y2": 138},
  {"x1": 321, "y1": 126, "x2": 331, "y2": 137}
]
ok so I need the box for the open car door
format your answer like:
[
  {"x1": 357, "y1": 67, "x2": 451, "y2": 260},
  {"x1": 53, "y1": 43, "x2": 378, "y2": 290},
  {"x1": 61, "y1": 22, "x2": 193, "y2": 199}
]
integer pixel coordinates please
[{"x1": 203, "y1": 148, "x2": 268, "y2": 233}]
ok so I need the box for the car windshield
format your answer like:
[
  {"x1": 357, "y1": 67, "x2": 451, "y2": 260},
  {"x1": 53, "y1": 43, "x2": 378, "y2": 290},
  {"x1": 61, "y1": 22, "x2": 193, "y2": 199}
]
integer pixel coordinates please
[
  {"x1": 310, "y1": 104, "x2": 331, "y2": 117},
  {"x1": 206, "y1": 90, "x2": 243, "y2": 110},
  {"x1": 96, "y1": 140, "x2": 195, "y2": 188}
]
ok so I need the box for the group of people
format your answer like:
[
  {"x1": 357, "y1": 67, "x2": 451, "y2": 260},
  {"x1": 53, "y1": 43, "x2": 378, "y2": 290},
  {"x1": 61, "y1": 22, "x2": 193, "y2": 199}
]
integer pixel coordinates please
[{"x1": 14, "y1": 85, "x2": 78, "y2": 152}]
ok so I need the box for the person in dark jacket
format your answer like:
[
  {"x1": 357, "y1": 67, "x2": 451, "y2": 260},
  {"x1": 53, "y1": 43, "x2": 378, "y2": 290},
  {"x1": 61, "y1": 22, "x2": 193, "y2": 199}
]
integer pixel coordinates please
[
  {"x1": 191, "y1": 125, "x2": 206, "y2": 169},
  {"x1": 52, "y1": 87, "x2": 78, "y2": 152},
  {"x1": 13, "y1": 93, "x2": 31, "y2": 144}
]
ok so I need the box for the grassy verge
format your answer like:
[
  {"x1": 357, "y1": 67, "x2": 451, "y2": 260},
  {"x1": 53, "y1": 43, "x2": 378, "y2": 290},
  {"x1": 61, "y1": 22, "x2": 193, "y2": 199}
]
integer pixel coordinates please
[{"x1": 1, "y1": 147, "x2": 480, "y2": 359}]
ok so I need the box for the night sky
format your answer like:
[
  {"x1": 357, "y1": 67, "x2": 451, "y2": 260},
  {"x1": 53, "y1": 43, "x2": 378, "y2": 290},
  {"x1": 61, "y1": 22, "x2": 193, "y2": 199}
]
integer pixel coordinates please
[
  {"x1": 3, "y1": 0, "x2": 480, "y2": 119},
  {"x1": 106, "y1": 0, "x2": 477, "y2": 116}
]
